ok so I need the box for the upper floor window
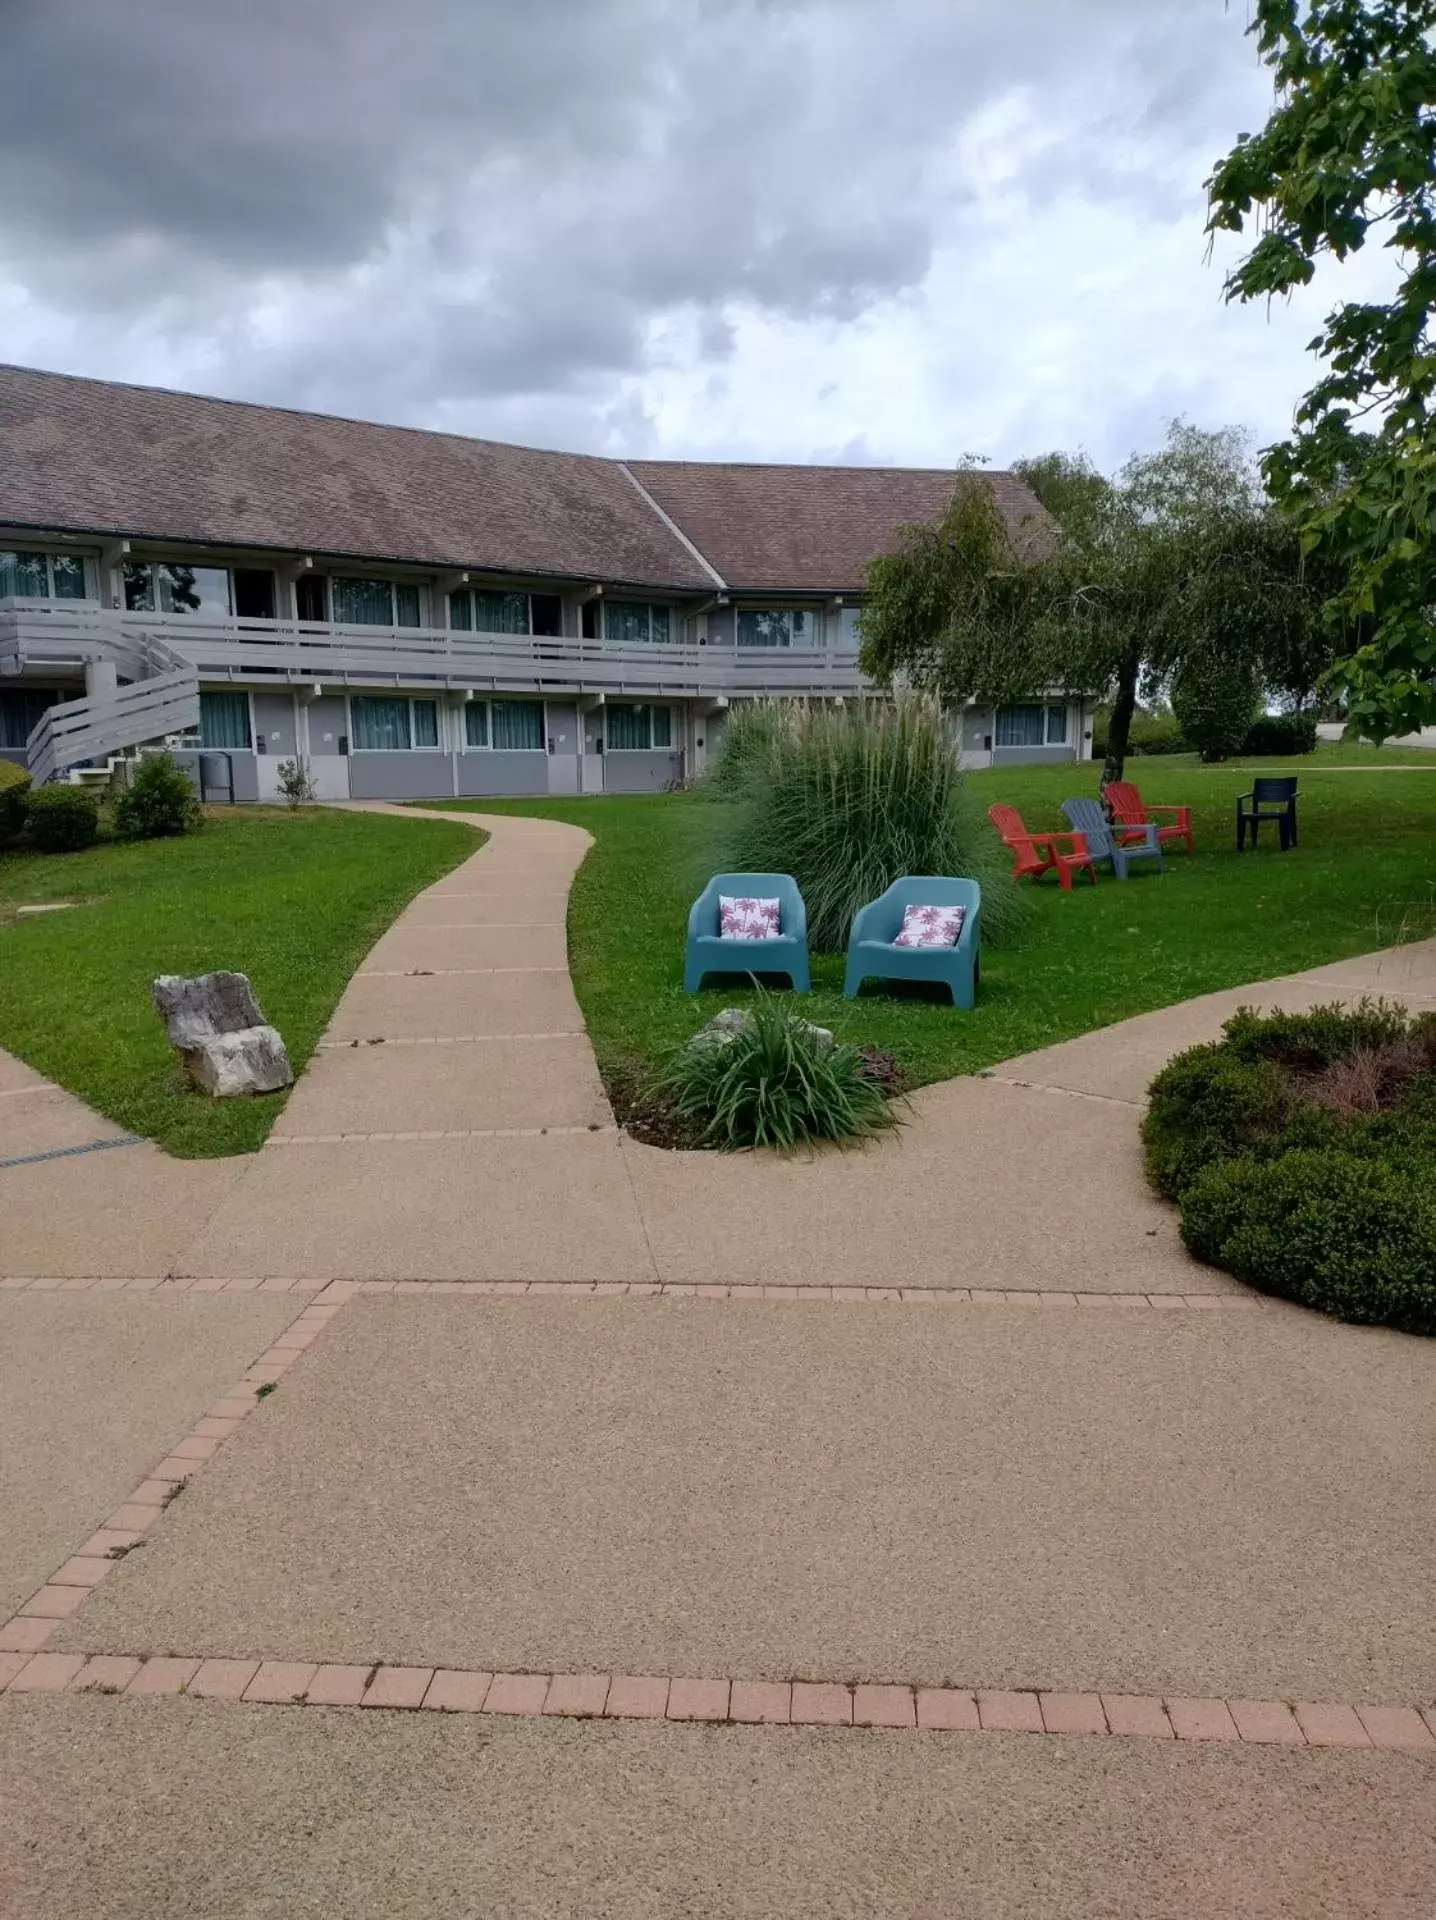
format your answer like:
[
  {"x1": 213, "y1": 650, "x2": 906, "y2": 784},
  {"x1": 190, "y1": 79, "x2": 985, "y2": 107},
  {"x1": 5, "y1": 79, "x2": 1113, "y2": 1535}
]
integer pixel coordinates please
[
  {"x1": 603, "y1": 601, "x2": 671, "y2": 645},
  {"x1": 125, "y1": 562, "x2": 233, "y2": 617},
  {"x1": 449, "y1": 589, "x2": 563, "y2": 637},
  {"x1": 736, "y1": 608, "x2": 820, "y2": 648},
  {"x1": 1, "y1": 550, "x2": 87, "y2": 600},
  {"x1": 607, "y1": 703, "x2": 673, "y2": 751},
  {"x1": 332, "y1": 577, "x2": 422, "y2": 628}
]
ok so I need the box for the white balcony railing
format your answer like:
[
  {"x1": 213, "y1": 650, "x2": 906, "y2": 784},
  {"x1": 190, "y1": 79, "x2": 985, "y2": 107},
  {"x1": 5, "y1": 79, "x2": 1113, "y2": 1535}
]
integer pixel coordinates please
[{"x1": 1, "y1": 603, "x2": 870, "y2": 700}]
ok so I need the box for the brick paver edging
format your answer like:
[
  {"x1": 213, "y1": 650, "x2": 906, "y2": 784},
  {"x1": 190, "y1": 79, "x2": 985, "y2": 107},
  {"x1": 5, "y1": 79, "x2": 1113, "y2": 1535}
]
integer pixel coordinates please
[
  {"x1": 0, "y1": 1276, "x2": 1266, "y2": 1308},
  {"x1": 2, "y1": 1656, "x2": 1433, "y2": 1754},
  {"x1": 0, "y1": 1292, "x2": 344, "y2": 1657}
]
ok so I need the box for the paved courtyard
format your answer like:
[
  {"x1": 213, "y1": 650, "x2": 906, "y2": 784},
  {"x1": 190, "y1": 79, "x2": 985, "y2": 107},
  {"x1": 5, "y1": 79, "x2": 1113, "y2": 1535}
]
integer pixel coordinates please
[{"x1": 2, "y1": 806, "x2": 1434, "y2": 1918}]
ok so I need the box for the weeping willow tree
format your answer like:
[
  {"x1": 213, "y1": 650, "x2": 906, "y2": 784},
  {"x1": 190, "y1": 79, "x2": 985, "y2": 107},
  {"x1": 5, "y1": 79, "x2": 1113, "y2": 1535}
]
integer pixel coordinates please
[{"x1": 859, "y1": 427, "x2": 1339, "y2": 784}]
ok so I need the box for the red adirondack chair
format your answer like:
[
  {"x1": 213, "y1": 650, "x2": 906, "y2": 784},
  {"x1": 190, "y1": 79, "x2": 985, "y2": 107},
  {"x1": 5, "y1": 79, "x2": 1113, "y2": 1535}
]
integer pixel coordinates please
[
  {"x1": 1102, "y1": 781, "x2": 1195, "y2": 854},
  {"x1": 987, "y1": 802, "x2": 1096, "y2": 890}
]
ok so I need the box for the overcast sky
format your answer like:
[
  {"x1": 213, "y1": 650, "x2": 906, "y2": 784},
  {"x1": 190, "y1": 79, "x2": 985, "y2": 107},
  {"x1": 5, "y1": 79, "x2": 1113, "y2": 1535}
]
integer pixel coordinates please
[{"x1": 0, "y1": 0, "x2": 1395, "y2": 473}]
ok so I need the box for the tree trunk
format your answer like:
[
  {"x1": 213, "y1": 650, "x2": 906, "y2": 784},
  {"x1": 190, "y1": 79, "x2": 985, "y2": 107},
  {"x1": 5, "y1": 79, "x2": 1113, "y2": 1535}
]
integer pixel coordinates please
[{"x1": 1100, "y1": 650, "x2": 1142, "y2": 786}]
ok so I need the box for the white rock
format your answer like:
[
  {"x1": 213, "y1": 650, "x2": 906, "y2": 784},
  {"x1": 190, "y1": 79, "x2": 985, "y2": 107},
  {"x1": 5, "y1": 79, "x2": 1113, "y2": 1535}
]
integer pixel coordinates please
[{"x1": 152, "y1": 970, "x2": 293, "y2": 1097}]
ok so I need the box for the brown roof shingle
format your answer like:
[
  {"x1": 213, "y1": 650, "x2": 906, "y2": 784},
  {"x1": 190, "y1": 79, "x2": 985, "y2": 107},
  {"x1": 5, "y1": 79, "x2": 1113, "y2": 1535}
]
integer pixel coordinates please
[
  {"x1": 627, "y1": 460, "x2": 1050, "y2": 591},
  {"x1": 0, "y1": 365, "x2": 711, "y2": 590},
  {"x1": 0, "y1": 365, "x2": 1051, "y2": 595}
]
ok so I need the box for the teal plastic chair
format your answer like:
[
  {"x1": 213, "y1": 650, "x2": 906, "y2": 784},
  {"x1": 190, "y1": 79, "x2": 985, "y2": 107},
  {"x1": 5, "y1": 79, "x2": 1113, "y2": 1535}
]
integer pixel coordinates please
[
  {"x1": 1062, "y1": 796, "x2": 1163, "y2": 879},
  {"x1": 685, "y1": 872, "x2": 810, "y2": 993},
  {"x1": 843, "y1": 877, "x2": 981, "y2": 1008}
]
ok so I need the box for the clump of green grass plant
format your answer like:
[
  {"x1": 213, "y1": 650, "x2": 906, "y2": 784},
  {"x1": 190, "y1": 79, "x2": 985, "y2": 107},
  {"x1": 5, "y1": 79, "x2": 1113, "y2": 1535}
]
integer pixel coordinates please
[
  {"x1": 710, "y1": 696, "x2": 1025, "y2": 951},
  {"x1": 653, "y1": 993, "x2": 897, "y2": 1150}
]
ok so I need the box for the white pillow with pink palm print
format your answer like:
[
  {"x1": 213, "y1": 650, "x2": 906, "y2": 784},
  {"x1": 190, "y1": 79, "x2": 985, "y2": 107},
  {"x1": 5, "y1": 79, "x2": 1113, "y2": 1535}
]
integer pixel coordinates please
[
  {"x1": 891, "y1": 903, "x2": 966, "y2": 948},
  {"x1": 719, "y1": 895, "x2": 782, "y2": 940}
]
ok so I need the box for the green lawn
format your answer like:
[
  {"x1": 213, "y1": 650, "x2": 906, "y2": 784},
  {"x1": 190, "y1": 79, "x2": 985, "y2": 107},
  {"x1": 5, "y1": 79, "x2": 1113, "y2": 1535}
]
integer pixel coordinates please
[
  {"x1": 0, "y1": 807, "x2": 477, "y2": 1157},
  {"x1": 419, "y1": 752, "x2": 1436, "y2": 1095}
]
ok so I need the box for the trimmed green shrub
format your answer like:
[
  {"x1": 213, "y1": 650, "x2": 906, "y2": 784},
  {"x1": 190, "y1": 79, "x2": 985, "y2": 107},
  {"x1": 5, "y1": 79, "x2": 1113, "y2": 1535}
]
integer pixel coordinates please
[
  {"x1": 1091, "y1": 707, "x2": 1186, "y2": 759},
  {"x1": 1180, "y1": 1149, "x2": 1436, "y2": 1333},
  {"x1": 25, "y1": 784, "x2": 100, "y2": 853},
  {"x1": 113, "y1": 752, "x2": 201, "y2": 839},
  {"x1": 1220, "y1": 999, "x2": 1416, "y2": 1072},
  {"x1": 1243, "y1": 712, "x2": 1317, "y2": 757},
  {"x1": 0, "y1": 760, "x2": 31, "y2": 842},
  {"x1": 653, "y1": 995, "x2": 896, "y2": 1150},
  {"x1": 1170, "y1": 655, "x2": 1260, "y2": 762},
  {"x1": 713, "y1": 696, "x2": 1025, "y2": 952}
]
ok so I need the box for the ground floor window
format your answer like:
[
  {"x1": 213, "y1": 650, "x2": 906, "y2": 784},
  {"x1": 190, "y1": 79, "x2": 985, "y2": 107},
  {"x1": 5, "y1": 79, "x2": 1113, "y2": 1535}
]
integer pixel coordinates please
[
  {"x1": 332, "y1": 577, "x2": 422, "y2": 628},
  {"x1": 351, "y1": 695, "x2": 441, "y2": 750},
  {"x1": 199, "y1": 691, "x2": 251, "y2": 750},
  {"x1": 995, "y1": 703, "x2": 1068, "y2": 749},
  {"x1": 607, "y1": 703, "x2": 673, "y2": 751},
  {"x1": 736, "y1": 608, "x2": 819, "y2": 648},
  {"x1": 0, "y1": 688, "x2": 64, "y2": 749},
  {"x1": 463, "y1": 699, "x2": 545, "y2": 750},
  {"x1": 0, "y1": 550, "x2": 86, "y2": 600}
]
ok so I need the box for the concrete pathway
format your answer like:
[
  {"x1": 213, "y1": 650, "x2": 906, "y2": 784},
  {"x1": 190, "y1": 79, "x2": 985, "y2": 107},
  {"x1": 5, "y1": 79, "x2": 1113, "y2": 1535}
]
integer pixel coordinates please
[{"x1": 3, "y1": 803, "x2": 1435, "y2": 1917}]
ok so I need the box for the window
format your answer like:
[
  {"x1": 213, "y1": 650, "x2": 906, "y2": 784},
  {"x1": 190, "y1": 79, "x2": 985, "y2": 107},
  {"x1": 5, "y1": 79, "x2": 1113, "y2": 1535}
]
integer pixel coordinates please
[
  {"x1": 604, "y1": 601, "x2": 672, "y2": 645},
  {"x1": 1046, "y1": 704, "x2": 1067, "y2": 745},
  {"x1": 607, "y1": 703, "x2": 673, "y2": 751},
  {"x1": 332, "y1": 577, "x2": 422, "y2": 627},
  {"x1": 464, "y1": 702, "x2": 489, "y2": 748},
  {"x1": 0, "y1": 551, "x2": 86, "y2": 600},
  {"x1": 199, "y1": 691, "x2": 252, "y2": 751},
  {"x1": 490, "y1": 700, "x2": 544, "y2": 750},
  {"x1": 295, "y1": 574, "x2": 328, "y2": 623},
  {"x1": 350, "y1": 695, "x2": 440, "y2": 750},
  {"x1": 233, "y1": 570, "x2": 277, "y2": 620},
  {"x1": 451, "y1": 589, "x2": 529, "y2": 633},
  {"x1": 124, "y1": 563, "x2": 232, "y2": 617},
  {"x1": 736, "y1": 608, "x2": 819, "y2": 648},
  {"x1": 0, "y1": 689, "x2": 63, "y2": 749},
  {"x1": 995, "y1": 704, "x2": 1046, "y2": 749}
]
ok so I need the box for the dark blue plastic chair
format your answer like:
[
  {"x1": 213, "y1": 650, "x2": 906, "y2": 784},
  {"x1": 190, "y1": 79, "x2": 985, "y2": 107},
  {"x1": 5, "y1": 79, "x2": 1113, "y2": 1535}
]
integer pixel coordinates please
[
  {"x1": 1237, "y1": 778, "x2": 1299, "y2": 851},
  {"x1": 1062, "y1": 797, "x2": 1163, "y2": 880},
  {"x1": 684, "y1": 872, "x2": 810, "y2": 993},
  {"x1": 843, "y1": 877, "x2": 981, "y2": 1008}
]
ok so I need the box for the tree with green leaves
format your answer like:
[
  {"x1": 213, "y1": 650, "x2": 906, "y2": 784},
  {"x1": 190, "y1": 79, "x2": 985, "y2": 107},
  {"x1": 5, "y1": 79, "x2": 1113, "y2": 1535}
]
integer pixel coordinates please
[
  {"x1": 861, "y1": 422, "x2": 1332, "y2": 782},
  {"x1": 1207, "y1": 0, "x2": 1436, "y2": 743}
]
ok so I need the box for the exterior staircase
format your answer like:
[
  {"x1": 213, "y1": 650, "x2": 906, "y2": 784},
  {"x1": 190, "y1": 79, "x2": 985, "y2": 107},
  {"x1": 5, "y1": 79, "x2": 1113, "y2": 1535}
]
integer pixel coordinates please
[{"x1": 18, "y1": 633, "x2": 199, "y2": 788}]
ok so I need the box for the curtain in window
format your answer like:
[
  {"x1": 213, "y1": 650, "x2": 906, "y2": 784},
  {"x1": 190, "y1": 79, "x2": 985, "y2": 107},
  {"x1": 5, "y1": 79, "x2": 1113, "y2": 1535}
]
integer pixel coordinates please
[
  {"x1": 491, "y1": 700, "x2": 544, "y2": 749},
  {"x1": 449, "y1": 591, "x2": 473, "y2": 631},
  {"x1": 351, "y1": 696, "x2": 411, "y2": 750},
  {"x1": 412, "y1": 700, "x2": 439, "y2": 747},
  {"x1": 333, "y1": 578, "x2": 396, "y2": 626},
  {"x1": 464, "y1": 701, "x2": 489, "y2": 748},
  {"x1": 199, "y1": 692, "x2": 252, "y2": 751},
  {"x1": 607, "y1": 704, "x2": 649, "y2": 750},
  {"x1": 737, "y1": 610, "x2": 790, "y2": 648},
  {"x1": 1046, "y1": 705, "x2": 1068, "y2": 745},
  {"x1": 995, "y1": 704, "x2": 1045, "y2": 748},
  {"x1": 395, "y1": 585, "x2": 422, "y2": 628},
  {"x1": 0, "y1": 552, "x2": 49, "y2": 598},
  {"x1": 651, "y1": 706, "x2": 672, "y2": 749},
  {"x1": 790, "y1": 609, "x2": 816, "y2": 647},
  {"x1": 605, "y1": 601, "x2": 653, "y2": 644},
  {"x1": 473, "y1": 591, "x2": 530, "y2": 634},
  {"x1": 50, "y1": 556, "x2": 86, "y2": 599},
  {"x1": 0, "y1": 690, "x2": 61, "y2": 750}
]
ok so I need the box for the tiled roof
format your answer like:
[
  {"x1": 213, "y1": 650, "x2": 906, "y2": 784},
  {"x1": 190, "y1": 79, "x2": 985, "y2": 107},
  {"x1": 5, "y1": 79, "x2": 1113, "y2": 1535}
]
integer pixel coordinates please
[
  {"x1": 627, "y1": 461, "x2": 1049, "y2": 591},
  {"x1": 0, "y1": 364, "x2": 1050, "y2": 595}
]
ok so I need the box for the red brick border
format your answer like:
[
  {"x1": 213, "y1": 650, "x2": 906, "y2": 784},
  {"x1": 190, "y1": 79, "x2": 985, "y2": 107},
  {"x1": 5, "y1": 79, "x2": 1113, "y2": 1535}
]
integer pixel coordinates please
[{"x1": 2, "y1": 1654, "x2": 1432, "y2": 1753}]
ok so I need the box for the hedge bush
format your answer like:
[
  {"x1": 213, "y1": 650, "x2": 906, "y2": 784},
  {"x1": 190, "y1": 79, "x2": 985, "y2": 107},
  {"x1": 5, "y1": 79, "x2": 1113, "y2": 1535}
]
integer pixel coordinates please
[
  {"x1": 25, "y1": 784, "x2": 100, "y2": 853},
  {"x1": 1181, "y1": 1150, "x2": 1436, "y2": 1333},
  {"x1": 1170, "y1": 655, "x2": 1260, "y2": 762},
  {"x1": 1243, "y1": 712, "x2": 1317, "y2": 757},
  {"x1": 113, "y1": 752, "x2": 201, "y2": 839},
  {"x1": 0, "y1": 760, "x2": 31, "y2": 842},
  {"x1": 1146, "y1": 1001, "x2": 1436, "y2": 1332}
]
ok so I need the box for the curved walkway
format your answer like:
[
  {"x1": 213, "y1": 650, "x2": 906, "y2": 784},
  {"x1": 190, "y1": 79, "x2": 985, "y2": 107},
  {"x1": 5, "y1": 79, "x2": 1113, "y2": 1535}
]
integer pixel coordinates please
[{"x1": 4, "y1": 807, "x2": 1436, "y2": 1916}]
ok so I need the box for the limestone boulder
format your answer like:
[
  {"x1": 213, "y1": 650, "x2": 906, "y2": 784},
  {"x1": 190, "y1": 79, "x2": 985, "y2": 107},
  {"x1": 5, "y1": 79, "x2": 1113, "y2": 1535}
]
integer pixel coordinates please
[{"x1": 152, "y1": 970, "x2": 293, "y2": 1098}]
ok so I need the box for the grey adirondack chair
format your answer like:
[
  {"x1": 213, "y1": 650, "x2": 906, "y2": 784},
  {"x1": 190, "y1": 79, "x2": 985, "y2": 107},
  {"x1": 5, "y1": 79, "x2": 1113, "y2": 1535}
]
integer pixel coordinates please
[{"x1": 1061, "y1": 796, "x2": 1163, "y2": 880}]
